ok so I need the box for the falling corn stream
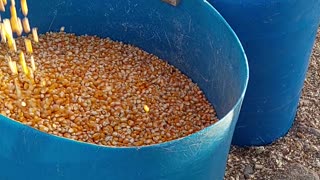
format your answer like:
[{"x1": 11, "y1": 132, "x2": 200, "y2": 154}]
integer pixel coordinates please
[{"x1": 0, "y1": 0, "x2": 38, "y2": 105}]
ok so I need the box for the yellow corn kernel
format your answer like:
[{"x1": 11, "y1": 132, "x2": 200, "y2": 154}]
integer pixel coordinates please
[
  {"x1": 6, "y1": 56, "x2": 18, "y2": 75},
  {"x1": 3, "y1": 19, "x2": 12, "y2": 37},
  {"x1": 0, "y1": 23, "x2": 6, "y2": 43},
  {"x1": 10, "y1": 5, "x2": 17, "y2": 18},
  {"x1": 40, "y1": 79, "x2": 46, "y2": 87},
  {"x1": 22, "y1": 17, "x2": 30, "y2": 33},
  {"x1": 2, "y1": 0, "x2": 7, "y2": 5},
  {"x1": 19, "y1": 51, "x2": 29, "y2": 76},
  {"x1": 10, "y1": 0, "x2": 14, "y2": 6},
  {"x1": 8, "y1": 60, "x2": 18, "y2": 75},
  {"x1": 7, "y1": 37, "x2": 17, "y2": 52},
  {"x1": 143, "y1": 105, "x2": 150, "y2": 113},
  {"x1": 28, "y1": 66, "x2": 34, "y2": 79},
  {"x1": 30, "y1": 55, "x2": 36, "y2": 71},
  {"x1": 21, "y1": 101, "x2": 26, "y2": 107},
  {"x1": 0, "y1": 0, "x2": 5, "y2": 12},
  {"x1": 10, "y1": 16, "x2": 18, "y2": 33},
  {"x1": 16, "y1": 17, "x2": 23, "y2": 36},
  {"x1": 20, "y1": 0, "x2": 27, "y2": 16},
  {"x1": 32, "y1": 27, "x2": 39, "y2": 42},
  {"x1": 24, "y1": 38, "x2": 33, "y2": 53},
  {"x1": 11, "y1": 61, "x2": 18, "y2": 75},
  {"x1": 14, "y1": 78, "x2": 22, "y2": 98}
]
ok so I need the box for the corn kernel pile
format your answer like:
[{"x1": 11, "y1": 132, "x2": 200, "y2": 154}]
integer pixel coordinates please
[{"x1": 0, "y1": 0, "x2": 219, "y2": 147}]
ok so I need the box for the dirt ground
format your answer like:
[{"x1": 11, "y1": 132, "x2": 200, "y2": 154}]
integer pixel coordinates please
[{"x1": 225, "y1": 30, "x2": 320, "y2": 180}]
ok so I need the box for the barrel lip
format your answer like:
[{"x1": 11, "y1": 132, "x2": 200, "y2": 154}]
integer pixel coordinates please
[{"x1": 0, "y1": 0, "x2": 249, "y2": 150}]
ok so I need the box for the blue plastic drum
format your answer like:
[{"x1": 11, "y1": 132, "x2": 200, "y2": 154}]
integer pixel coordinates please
[
  {"x1": 0, "y1": 0, "x2": 248, "y2": 179},
  {"x1": 209, "y1": 0, "x2": 320, "y2": 146}
]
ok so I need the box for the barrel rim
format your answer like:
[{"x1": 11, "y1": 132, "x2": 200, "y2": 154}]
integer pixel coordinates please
[{"x1": 0, "y1": 0, "x2": 249, "y2": 150}]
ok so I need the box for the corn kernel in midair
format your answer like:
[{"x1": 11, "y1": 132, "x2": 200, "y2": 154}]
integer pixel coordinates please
[
  {"x1": 0, "y1": 0, "x2": 5, "y2": 12},
  {"x1": 22, "y1": 17, "x2": 30, "y2": 33},
  {"x1": 16, "y1": 17, "x2": 23, "y2": 36},
  {"x1": 10, "y1": 16, "x2": 18, "y2": 33},
  {"x1": 10, "y1": 5, "x2": 17, "y2": 18},
  {"x1": 6, "y1": 56, "x2": 18, "y2": 75},
  {"x1": 19, "y1": 51, "x2": 29, "y2": 76},
  {"x1": 10, "y1": 0, "x2": 15, "y2": 6},
  {"x1": 20, "y1": 0, "x2": 28, "y2": 16},
  {"x1": 11, "y1": 61, "x2": 18, "y2": 75},
  {"x1": 8, "y1": 60, "x2": 18, "y2": 75},
  {"x1": 3, "y1": 19, "x2": 13, "y2": 38},
  {"x1": 143, "y1": 105, "x2": 150, "y2": 113},
  {"x1": 7, "y1": 37, "x2": 17, "y2": 52},
  {"x1": 28, "y1": 66, "x2": 34, "y2": 79},
  {"x1": 0, "y1": 23, "x2": 6, "y2": 43},
  {"x1": 14, "y1": 78, "x2": 21, "y2": 97},
  {"x1": 24, "y1": 38, "x2": 33, "y2": 53},
  {"x1": 32, "y1": 27, "x2": 38, "y2": 42},
  {"x1": 30, "y1": 55, "x2": 36, "y2": 71},
  {"x1": 60, "y1": 26, "x2": 65, "y2": 32},
  {"x1": 10, "y1": 4, "x2": 19, "y2": 34}
]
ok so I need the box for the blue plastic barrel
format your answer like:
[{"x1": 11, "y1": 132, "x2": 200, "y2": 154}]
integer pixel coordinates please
[
  {"x1": 208, "y1": 0, "x2": 320, "y2": 146},
  {"x1": 0, "y1": 0, "x2": 248, "y2": 179}
]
